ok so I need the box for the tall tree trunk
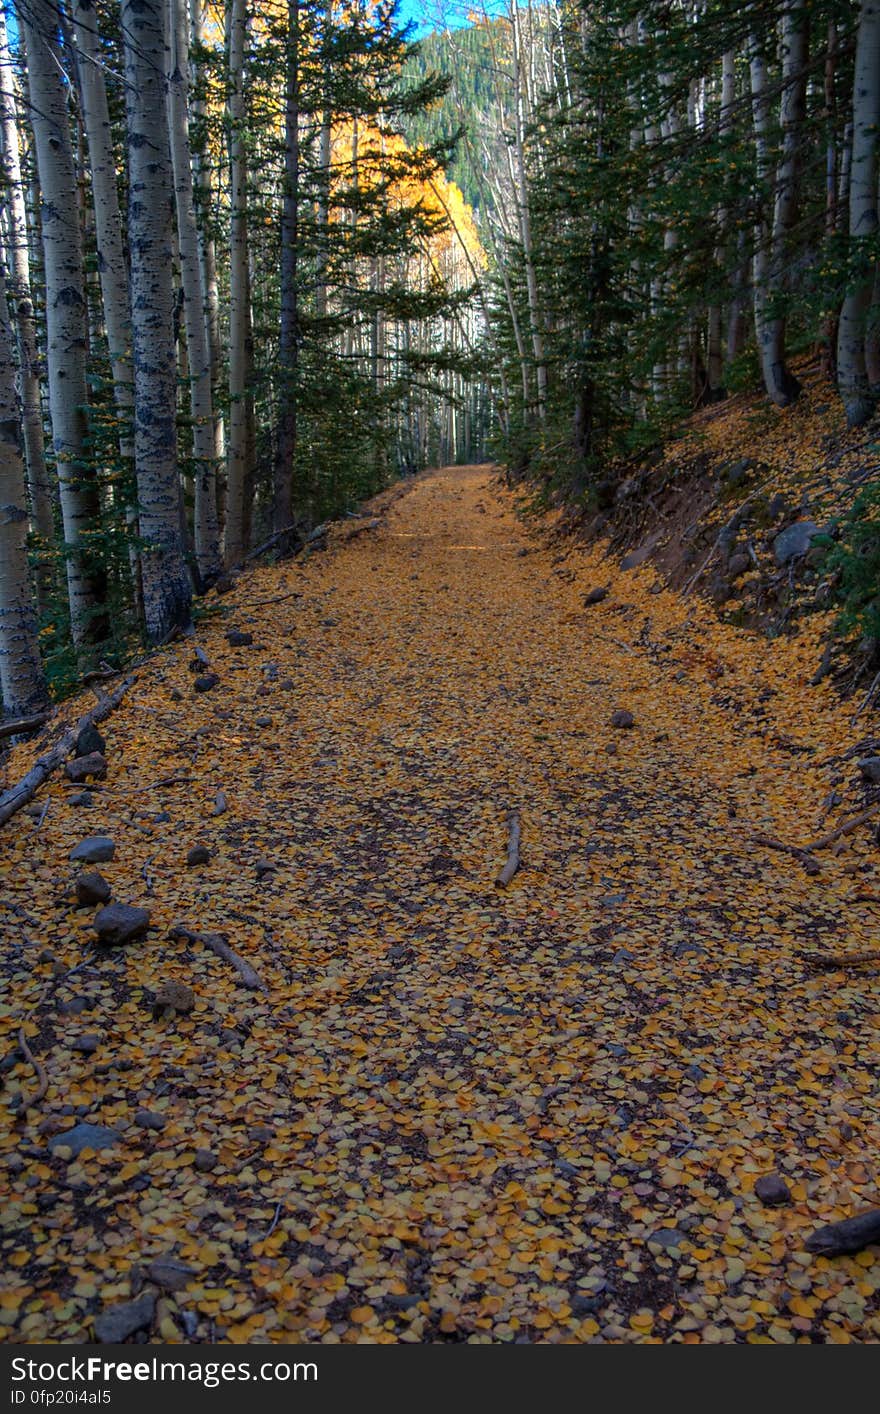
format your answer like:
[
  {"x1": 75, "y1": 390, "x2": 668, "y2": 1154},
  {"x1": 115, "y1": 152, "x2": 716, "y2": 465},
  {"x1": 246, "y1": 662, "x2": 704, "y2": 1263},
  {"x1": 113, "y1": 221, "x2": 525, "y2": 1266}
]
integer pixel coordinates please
[
  {"x1": 190, "y1": 0, "x2": 224, "y2": 486},
  {"x1": 510, "y1": 0, "x2": 546, "y2": 419},
  {"x1": 273, "y1": 0, "x2": 300, "y2": 541},
  {"x1": 755, "y1": 3, "x2": 808, "y2": 406},
  {"x1": 225, "y1": 0, "x2": 251, "y2": 565},
  {"x1": 167, "y1": 0, "x2": 222, "y2": 584},
  {"x1": 20, "y1": 0, "x2": 106, "y2": 651},
  {"x1": 122, "y1": 0, "x2": 191, "y2": 642},
  {"x1": 0, "y1": 266, "x2": 47, "y2": 716},
  {"x1": 837, "y1": 0, "x2": 880, "y2": 426},
  {"x1": 0, "y1": 11, "x2": 53, "y2": 569}
]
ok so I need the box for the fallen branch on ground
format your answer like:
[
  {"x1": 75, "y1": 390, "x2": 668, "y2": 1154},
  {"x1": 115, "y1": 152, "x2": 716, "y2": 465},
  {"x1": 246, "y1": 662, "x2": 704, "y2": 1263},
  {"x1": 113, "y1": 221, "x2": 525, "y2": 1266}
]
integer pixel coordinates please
[
  {"x1": 16, "y1": 1027, "x2": 48, "y2": 1113},
  {"x1": 798, "y1": 949, "x2": 880, "y2": 969},
  {"x1": 0, "y1": 676, "x2": 134, "y2": 829},
  {"x1": 169, "y1": 925, "x2": 265, "y2": 991},
  {"x1": 496, "y1": 811, "x2": 522, "y2": 888},
  {"x1": 749, "y1": 832, "x2": 820, "y2": 875},
  {"x1": 804, "y1": 802, "x2": 880, "y2": 853},
  {"x1": 0, "y1": 712, "x2": 50, "y2": 742},
  {"x1": 805, "y1": 1209, "x2": 880, "y2": 1256}
]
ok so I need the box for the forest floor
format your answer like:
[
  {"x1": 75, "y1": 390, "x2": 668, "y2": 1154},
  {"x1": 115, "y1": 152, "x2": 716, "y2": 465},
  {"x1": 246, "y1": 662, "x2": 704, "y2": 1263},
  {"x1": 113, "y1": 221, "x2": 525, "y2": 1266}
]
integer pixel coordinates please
[{"x1": 2, "y1": 464, "x2": 880, "y2": 1344}]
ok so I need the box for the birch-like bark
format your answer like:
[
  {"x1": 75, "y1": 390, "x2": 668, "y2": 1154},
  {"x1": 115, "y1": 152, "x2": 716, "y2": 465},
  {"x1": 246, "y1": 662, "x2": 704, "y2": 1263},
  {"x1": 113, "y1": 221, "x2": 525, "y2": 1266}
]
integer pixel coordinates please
[
  {"x1": 189, "y1": 0, "x2": 224, "y2": 480},
  {"x1": 837, "y1": 0, "x2": 880, "y2": 425},
  {"x1": 510, "y1": 0, "x2": 546, "y2": 418},
  {"x1": 167, "y1": 0, "x2": 221, "y2": 581},
  {"x1": 122, "y1": 0, "x2": 191, "y2": 642},
  {"x1": 225, "y1": 0, "x2": 251, "y2": 565},
  {"x1": 20, "y1": 0, "x2": 106, "y2": 649},
  {"x1": 755, "y1": 3, "x2": 808, "y2": 406},
  {"x1": 0, "y1": 11, "x2": 53, "y2": 558},
  {"x1": 0, "y1": 265, "x2": 47, "y2": 715}
]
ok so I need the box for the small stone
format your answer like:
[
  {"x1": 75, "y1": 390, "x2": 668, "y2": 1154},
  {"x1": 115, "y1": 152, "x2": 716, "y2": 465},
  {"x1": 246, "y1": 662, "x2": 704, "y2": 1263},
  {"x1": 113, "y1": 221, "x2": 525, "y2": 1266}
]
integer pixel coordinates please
[
  {"x1": 134, "y1": 1110, "x2": 167, "y2": 1132},
  {"x1": 186, "y1": 844, "x2": 211, "y2": 867},
  {"x1": 255, "y1": 858, "x2": 277, "y2": 879},
  {"x1": 146, "y1": 1258, "x2": 196, "y2": 1293},
  {"x1": 612, "y1": 948, "x2": 635, "y2": 966},
  {"x1": 193, "y1": 1149, "x2": 217, "y2": 1173},
  {"x1": 152, "y1": 980, "x2": 195, "y2": 1016},
  {"x1": 754, "y1": 1173, "x2": 791, "y2": 1207},
  {"x1": 71, "y1": 1034, "x2": 100, "y2": 1054},
  {"x1": 38, "y1": 948, "x2": 56, "y2": 963},
  {"x1": 226, "y1": 630, "x2": 253, "y2": 647},
  {"x1": 92, "y1": 903, "x2": 151, "y2": 946},
  {"x1": 58, "y1": 997, "x2": 87, "y2": 1016},
  {"x1": 68, "y1": 791, "x2": 94, "y2": 807},
  {"x1": 193, "y1": 674, "x2": 219, "y2": 693},
  {"x1": 48, "y1": 1122, "x2": 120, "y2": 1157},
  {"x1": 571, "y1": 1293, "x2": 605, "y2": 1316},
  {"x1": 64, "y1": 752, "x2": 107, "y2": 783},
  {"x1": 75, "y1": 872, "x2": 111, "y2": 908},
  {"x1": 611, "y1": 710, "x2": 635, "y2": 730},
  {"x1": 180, "y1": 1310, "x2": 198, "y2": 1337},
  {"x1": 170, "y1": 689, "x2": 183, "y2": 703},
  {"x1": 75, "y1": 723, "x2": 106, "y2": 758},
  {"x1": 584, "y1": 587, "x2": 609, "y2": 606},
  {"x1": 94, "y1": 1294, "x2": 155, "y2": 1344},
  {"x1": 728, "y1": 552, "x2": 750, "y2": 580},
  {"x1": 69, "y1": 836, "x2": 115, "y2": 864},
  {"x1": 385, "y1": 1293, "x2": 420, "y2": 1311},
  {"x1": 672, "y1": 940, "x2": 706, "y2": 959},
  {"x1": 858, "y1": 757, "x2": 880, "y2": 785},
  {"x1": 255, "y1": 716, "x2": 272, "y2": 728},
  {"x1": 648, "y1": 1228, "x2": 686, "y2": 1252}
]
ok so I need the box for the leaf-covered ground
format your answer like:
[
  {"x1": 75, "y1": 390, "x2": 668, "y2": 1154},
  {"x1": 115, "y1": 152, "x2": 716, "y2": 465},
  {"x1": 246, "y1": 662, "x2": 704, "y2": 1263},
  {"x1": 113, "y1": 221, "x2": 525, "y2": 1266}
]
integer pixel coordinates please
[{"x1": 2, "y1": 466, "x2": 880, "y2": 1344}]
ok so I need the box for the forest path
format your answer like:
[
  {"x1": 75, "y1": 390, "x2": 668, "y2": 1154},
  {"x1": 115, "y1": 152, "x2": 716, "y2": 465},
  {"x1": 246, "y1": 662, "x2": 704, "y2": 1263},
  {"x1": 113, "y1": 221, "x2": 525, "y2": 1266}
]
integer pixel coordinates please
[{"x1": 3, "y1": 466, "x2": 880, "y2": 1344}]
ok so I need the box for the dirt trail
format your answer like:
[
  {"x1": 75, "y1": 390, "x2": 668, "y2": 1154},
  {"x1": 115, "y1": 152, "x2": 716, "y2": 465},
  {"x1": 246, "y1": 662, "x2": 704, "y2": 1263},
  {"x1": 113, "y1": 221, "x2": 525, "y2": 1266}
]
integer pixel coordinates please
[{"x1": 2, "y1": 466, "x2": 879, "y2": 1344}]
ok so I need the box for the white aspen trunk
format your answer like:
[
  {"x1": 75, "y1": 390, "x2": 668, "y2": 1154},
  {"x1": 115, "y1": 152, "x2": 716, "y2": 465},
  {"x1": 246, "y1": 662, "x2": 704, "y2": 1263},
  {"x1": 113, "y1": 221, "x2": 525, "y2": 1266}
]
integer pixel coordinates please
[
  {"x1": 122, "y1": 0, "x2": 191, "y2": 642},
  {"x1": 0, "y1": 265, "x2": 47, "y2": 715},
  {"x1": 836, "y1": 0, "x2": 880, "y2": 425},
  {"x1": 189, "y1": 0, "x2": 224, "y2": 483},
  {"x1": 757, "y1": 2, "x2": 808, "y2": 406},
  {"x1": 167, "y1": 0, "x2": 221, "y2": 582},
  {"x1": 510, "y1": 1, "x2": 546, "y2": 418},
  {"x1": 225, "y1": 0, "x2": 249, "y2": 565},
  {"x1": 21, "y1": 0, "x2": 106, "y2": 649},
  {"x1": 0, "y1": 11, "x2": 53, "y2": 555}
]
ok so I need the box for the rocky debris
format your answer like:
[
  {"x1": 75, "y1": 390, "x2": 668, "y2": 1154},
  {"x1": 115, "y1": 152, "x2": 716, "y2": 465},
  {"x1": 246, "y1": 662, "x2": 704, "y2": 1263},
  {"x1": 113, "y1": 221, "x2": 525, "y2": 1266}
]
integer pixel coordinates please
[
  {"x1": 728, "y1": 551, "x2": 750, "y2": 579},
  {"x1": 647, "y1": 1228, "x2": 686, "y2": 1252},
  {"x1": 858, "y1": 757, "x2": 880, "y2": 785},
  {"x1": 621, "y1": 541, "x2": 657, "y2": 571},
  {"x1": 92, "y1": 903, "x2": 151, "y2": 946},
  {"x1": 170, "y1": 688, "x2": 183, "y2": 703},
  {"x1": 48, "y1": 1122, "x2": 120, "y2": 1157},
  {"x1": 69, "y1": 836, "x2": 115, "y2": 864},
  {"x1": 94, "y1": 1294, "x2": 155, "y2": 1344},
  {"x1": 719, "y1": 457, "x2": 754, "y2": 490},
  {"x1": 584, "y1": 586, "x2": 609, "y2": 606},
  {"x1": 774, "y1": 519, "x2": 819, "y2": 565},
  {"x1": 70, "y1": 1034, "x2": 100, "y2": 1054},
  {"x1": 672, "y1": 940, "x2": 706, "y2": 959},
  {"x1": 226, "y1": 630, "x2": 253, "y2": 647},
  {"x1": 612, "y1": 947, "x2": 635, "y2": 966},
  {"x1": 68, "y1": 791, "x2": 94, "y2": 807},
  {"x1": 74, "y1": 872, "x2": 111, "y2": 908},
  {"x1": 75, "y1": 723, "x2": 106, "y2": 758},
  {"x1": 193, "y1": 1148, "x2": 217, "y2": 1173},
  {"x1": 152, "y1": 981, "x2": 195, "y2": 1019},
  {"x1": 64, "y1": 752, "x2": 107, "y2": 783},
  {"x1": 255, "y1": 716, "x2": 272, "y2": 729},
  {"x1": 754, "y1": 1173, "x2": 791, "y2": 1207},
  {"x1": 611, "y1": 709, "x2": 635, "y2": 729},
  {"x1": 186, "y1": 844, "x2": 211, "y2": 867},
  {"x1": 193, "y1": 673, "x2": 220, "y2": 693},
  {"x1": 146, "y1": 1257, "x2": 196, "y2": 1293},
  {"x1": 255, "y1": 857, "x2": 277, "y2": 880},
  {"x1": 134, "y1": 1110, "x2": 167, "y2": 1131},
  {"x1": 212, "y1": 791, "x2": 228, "y2": 816}
]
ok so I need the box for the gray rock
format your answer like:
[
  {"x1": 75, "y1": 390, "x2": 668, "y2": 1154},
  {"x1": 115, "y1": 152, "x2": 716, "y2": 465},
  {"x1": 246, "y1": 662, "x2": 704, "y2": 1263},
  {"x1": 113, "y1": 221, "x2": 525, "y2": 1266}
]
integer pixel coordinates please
[
  {"x1": 720, "y1": 458, "x2": 753, "y2": 489},
  {"x1": 774, "y1": 519, "x2": 819, "y2": 565},
  {"x1": 672, "y1": 940, "x2": 706, "y2": 959},
  {"x1": 71, "y1": 1034, "x2": 100, "y2": 1054},
  {"x1": 385, "y1": 1293, "x2": 420, "y2": 1311},
  {"x1": 145, "y1": 1258, "x2": 195, "y2": 1293},
  {"x1": 193, "y1": 674, "x2": 219, "y2": 693},
  {"x1": 611, "y1": 709, "x2": 635, "y2": 729},
  {"x1": 858, "y1": 757, "x2": 880, "y2": 785},
  {"x1": 254, "y1": 716, "x2": 272, "y2": 728},
  {"x1": 48, "y1": 1122, "x2": 120, "y2": 1157},
  {"x1": 226, "y1": 631, "x2": 253, "y2": 647},
  {"x1": 612, "y1": 948, "x2": 635, "y2": 966},
  {"x1": 193, "y1": 1149, "x2": 217, "y2": 1173},
  {"x1": 70, "y1": 836, "x2": 115, "y2": 864},
  {"x1": 68, "y1": 791, "x2": 94, "y2": 808},
  {"x1": 584, "y1": 586, "x2": 609, "y2": 606},
  {"x1": 134, "y1": 1110, "x2": 167, "y2": 1132},
  {"x1": 92, "y1": 903, "x2": 151, "y2": 946},
  {"x1": 75, "y1": 872, "x2": 111, "y2": 908},
  {"x1": 186, "y1": 844, "x2": 211, "y2": 867},
  {"x1": 754, "y1": 1173, "x2": 791, "y2": 1207},
  {"x1": 621, "y1": 542, "x2": 655, "y2": 571},
  {"x1": 75, "y1": 724, "x2": 106, "y2": 758},
  {"x1": 728, "y1": 552, "x2": 750, "y2": 580},
  {"x1": 64, "y1": 752, "x2": 107, "y2": 783},
  {"x1": 648, "y1": 1227, "x2": 686, "y2": 1251},
  {"x1": 180, "y1": 1310, "x2": 199, "y2": 1337},
  {"x1": 94, "y1": 1294, "x2": 155, "y2": 1343}
]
